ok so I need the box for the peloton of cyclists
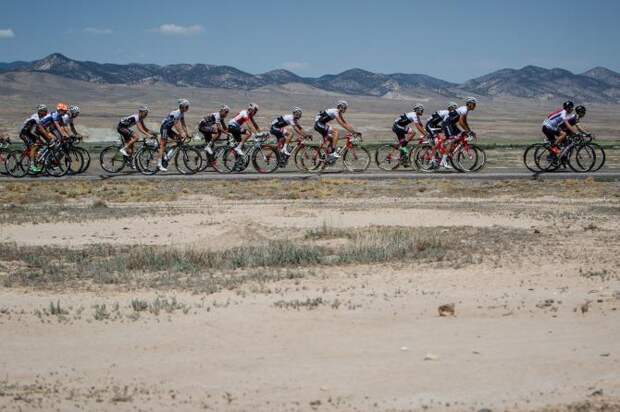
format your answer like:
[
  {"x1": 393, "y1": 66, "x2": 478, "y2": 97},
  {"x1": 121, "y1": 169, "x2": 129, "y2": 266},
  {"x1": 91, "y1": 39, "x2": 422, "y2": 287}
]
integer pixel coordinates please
[
  {"x1": 314, "y1": 100, "x2": 361, "y2": 159},
  {"x1": 542, "y1": 101, "x2": 590, "y2": 155}
]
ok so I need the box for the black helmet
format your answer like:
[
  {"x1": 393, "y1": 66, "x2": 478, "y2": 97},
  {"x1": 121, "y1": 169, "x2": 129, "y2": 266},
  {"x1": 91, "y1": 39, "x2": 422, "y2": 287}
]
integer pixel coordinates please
[
  {"x1": 575, "y1": 105, "x2": 586, "y2": 117},
  {"x1": 563, "y1": 101, "x2": 574, "y2": 111}
]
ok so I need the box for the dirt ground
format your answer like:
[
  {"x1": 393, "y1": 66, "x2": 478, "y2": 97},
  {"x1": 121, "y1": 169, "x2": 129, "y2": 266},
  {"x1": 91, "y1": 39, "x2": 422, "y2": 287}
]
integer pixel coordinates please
[{"x1": 0, "y1": 178, "x2": 619, "y2": 411}]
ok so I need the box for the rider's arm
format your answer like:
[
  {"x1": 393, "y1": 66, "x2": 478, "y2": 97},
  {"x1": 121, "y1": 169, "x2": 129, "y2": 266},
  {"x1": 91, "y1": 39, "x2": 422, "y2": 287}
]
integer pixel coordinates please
[
  {"x1": 336, "y1": 114, "x2": 356, "y2": 134},
  {"x1": 181, "y1": 117, "x2": 189, "y2": 137},
  {"x1": 457, "y1": 115, "x2": 470, "y2": 132},
  {"x1": 219, "y1": 118, "x2": 228, "y2": 132},
  {"x1": 576, "y1": 124, "x2": 589, "y2": 134},
  {"x1": 69, "y1": 123, "x2": 79, "y2": 136},
  {"x1": 562, "y1": 119, "x2": 578, "y2": 135},
  {"x1": 137, "y1": 120, "x2": 152, "y2": 136},
  {"x1": 250, "y1": 117, "x2": 260, "y2": 133},
  {"x1": 53, "y1": 121, "x2": 69, "y2": 137},
  {"x1": 415, "y1": 122, "x2": 426, "y2": 135},
  {"x1": 37, "y1": 124, "x2": 54, "y2": 141},
  {"x1": 293, "y1": 122, "x2": 305, "y2": 137}
]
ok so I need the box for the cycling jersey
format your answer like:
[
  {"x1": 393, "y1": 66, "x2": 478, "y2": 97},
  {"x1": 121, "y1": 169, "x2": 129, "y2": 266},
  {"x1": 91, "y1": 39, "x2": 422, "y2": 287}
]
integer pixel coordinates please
[
  {"x1": 559, "y1": 115, "x2": 578, "y2": 130},
  {"x1": 456, "y1": 106, "x2": 469, "y2": 118},
  {"x1": 543, "y1": 109, "x2": 570, "y2": 131},
  {"x1": 39, "y1": 113, "x2": 55, "y2": 129},
  {"x1": 62, "y1": 114, "x2": 74, "y2": 126},
  {"x1": 202, "y1": 112, "x2": 226, "y2": 128},
  {"x1": 272, "y1": 114, "x2": 298, "y2": 129},
  {"x1": 119, "y1": 114, "x2": 141, "y2": 128},
  {"x1": 315, "y1": 108, "x2": 339, "y2": 125},
  {"x1": 161, "y1": 109, "x2": 184, "y2": 129},
  {"x1": 229, "y1": 110, "x2": 254, "y2": 127},
  {"x1": 394, "y1": 112, "x2": 422, "y2": 127},
  {"x1": 21, "y1": 113, "x2": 43, "y2": 134},
  {"x1": 51, "y1": 111, "x2": 65, "y2": 125}
]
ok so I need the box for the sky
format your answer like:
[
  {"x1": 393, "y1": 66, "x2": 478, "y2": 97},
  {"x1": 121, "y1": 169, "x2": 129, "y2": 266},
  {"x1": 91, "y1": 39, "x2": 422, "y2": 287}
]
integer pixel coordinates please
[{"x1": 0, "y1": 0, "x2": 619, "y2": 83}]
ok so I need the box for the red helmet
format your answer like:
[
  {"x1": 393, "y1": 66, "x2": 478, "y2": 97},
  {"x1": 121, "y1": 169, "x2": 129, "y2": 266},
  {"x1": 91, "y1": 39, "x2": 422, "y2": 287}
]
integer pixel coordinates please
[{"x1": 57, "y1": 103, "x2": 68, "y2": 111}]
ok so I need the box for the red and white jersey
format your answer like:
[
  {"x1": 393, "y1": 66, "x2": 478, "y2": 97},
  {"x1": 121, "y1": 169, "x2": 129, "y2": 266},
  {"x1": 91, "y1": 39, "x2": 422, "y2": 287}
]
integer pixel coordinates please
[
  {"x1": 543, "y1": 109, "x2": 571, "y2": 130},
  {"x1": 229, "y1": 110, "x2": 254, "y2": 127}
]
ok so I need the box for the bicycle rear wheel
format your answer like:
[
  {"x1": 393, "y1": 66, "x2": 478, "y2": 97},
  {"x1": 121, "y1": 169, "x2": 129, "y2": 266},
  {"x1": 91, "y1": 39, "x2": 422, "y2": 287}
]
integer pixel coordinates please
[
  {"x1": 45, "y1": 150, "x2": 70, "y2": 177},
  {"x1": 413, "y1": 144, "x2": 437, "y2": 172},
  {"x1": 175, "y1": 147, "x2": 203, "y2": 175},
  {"x1": 75, "y1": 147, "x2": 91, "y2": 173},
  {"x1": 135, "y1": 146, "x2": 159, "y2": 175},
  {"x1": 455, "y1": 145, "x2": 479, "y2": 172},
  {"x1": 0, "y1": 148, "x2": 10, "y2": 175},
  {"x1": 343, "y1": 146, "x2": 370, "y2": 172},
  {"x1": 375, "y1": 144, "x2": 403, "y2": 171},
  {"x1": 5, "y1": 151, "x2": 28, "y2": 178},
  {"x1": 534, "y1": 146, "x2": 561, "y2": 172},
  {"x1": 523, "y1": 143, "x2": 547, "y2": 173},
  {"x1": 252, "y1": 145, "x2": 279, "y2": 174},
  {"x1": 100, "y1": 145, "x2": 127, "y2": 173},
  {"x1": 295, "y1": 146, "x2": 321, "y2": 172}
]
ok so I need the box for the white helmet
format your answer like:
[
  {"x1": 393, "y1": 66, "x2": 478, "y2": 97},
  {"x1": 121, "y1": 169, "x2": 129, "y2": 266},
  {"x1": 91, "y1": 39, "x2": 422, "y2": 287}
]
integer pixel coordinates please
[
  {"x1": 36, "y1": 104, "x2": 48, "y2": 112},
  {"x1": 248, "y1": 103, "x2": 259, "y2": 112},
  {"x1": 69, "y1": 105, "x2": 80, "y2": 116},
  {"x1": 219, "y1": 105, "x2": 230, "y2": 113},
  {"x1": 138, "y1": 105, "x2": 149, "y2": 113},
  {"x1": 412, "y1": 103, "x2": 424, "y2": 114},
  {"x1": 178, "y1": 99, "x2": 190, "y2": 109},
  {"x1": 337, "y1": 100, "x2": 348, "y2": 110},
  {"x1": 292, "y1": 107, "x2": 302, "y2": 118},
  {"x1": 465, "y1": 97, "x2": 478, "y2": 105},
  {"x1": 447, "y1": 102, "x2": 458, "y2": 110}
]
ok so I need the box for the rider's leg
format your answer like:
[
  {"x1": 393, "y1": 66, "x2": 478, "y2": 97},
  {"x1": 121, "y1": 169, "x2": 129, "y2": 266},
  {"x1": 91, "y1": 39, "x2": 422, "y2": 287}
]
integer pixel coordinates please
[
  {"x1": 331, "y1": 129, "x2": 339, "y2": 155},
  {"x1": 282, "y1": 128, "x2": 293, "y2": 155},
  {"x1": 234, "y1": 129, "x2": 251, "y2": 155}
]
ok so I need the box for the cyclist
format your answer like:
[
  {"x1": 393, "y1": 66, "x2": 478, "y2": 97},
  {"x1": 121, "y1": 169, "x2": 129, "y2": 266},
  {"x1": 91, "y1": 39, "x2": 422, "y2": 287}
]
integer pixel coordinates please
[
  {"x1": 228, "y1": 103, "x2": 261, "y2": 156},
  {"x1": 559, "y1": 105, "x2": 590, "y2": 136},
  {"x1": 424, "y1": 103, "x2": 461, "y2": 169},
  {"x1": 19, "y1": 104, "x2": 56, "y2": 172},
  {"x1": 456, "y1": 97, "x2": 477, "y2": 135},
  {"x1": 158, "y1": 99, "x2": 191, "y2": 171},
  {"x1": 314, "y1": 100, "x2": 360, "y2": 158},
  {"x1": 41, "y1": 103, "x2": 70, "y2": 140},
  {"x1": 198, "y1": 105, "x2": 229, "y2": 155},
  {"x1": 62, "y1": 105, "x2": 81, "y2": 137},
  {"x1": 542, "y1": 101, "x2": 578, "y2": 154},
  {"x1": 270, "y1": 107, "x2": 308, "y2": 156},
  {"x1": 392, "y1": 103, "x2": 426, "y2": 158},
  {"x1": 118, "y1": 106, "x2": 156, "y2": 157}
]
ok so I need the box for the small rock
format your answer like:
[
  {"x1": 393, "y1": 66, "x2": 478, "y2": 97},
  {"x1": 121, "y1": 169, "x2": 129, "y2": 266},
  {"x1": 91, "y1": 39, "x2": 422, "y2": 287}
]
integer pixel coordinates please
[
  {"x1": 438, "y1": 303, "x2": 455, "y2": 317},
  {"x1": 589, "y1": 389, "x2": 604, "y2": 397},
  {"x1": 424, "y1": 353, "x2": 439, "y2": 361},
  {"x1": 579, "y1": 300, "x2": 592, "y2": 314},
  {"x1": 600, "y1": 353, "x2": 610, "y2": 357},
  {"x1": 533, "y1": 229, "x2": 541, "y2": 234},
  {"x1": 400, "y1": 346, "x2": 409, "y2": 351}
]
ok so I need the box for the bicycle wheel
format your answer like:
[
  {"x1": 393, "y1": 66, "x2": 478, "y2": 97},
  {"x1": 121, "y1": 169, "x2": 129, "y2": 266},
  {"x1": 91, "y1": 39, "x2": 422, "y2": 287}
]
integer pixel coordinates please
[
  {"x1": 568, "y1": 144, "x2": 596, "y2": 173},
  {"x1": 5, "y1": 151, "x2": 28, "y2": 178},
  {"x1": 471, "y1": 145, "x2": 487, "y2": 172},
  {"x1": 343, "y1": 146, "x2": 370, "y2": 172},
  {"x1": 455, "y1": 145, "x2": 479, "y2": 172},
  {"x1": 523, "y1": 143, "x2": 547, "y2": 173},
  {"x1": 534, "y1": 146, "x2": 561, "y2": 172},
  {"x1": 175, "y1": 146, "x2": 202, "y2": 175},
  {"x1": 75, "y1": 147, "x2": 91, "y2": 173},
  {"x1": 413, "y1": 144, "x2": 437, "y2": 172},
  {"x1": 222, "y1": 148, "x2": 249, "y2": 173},
  {"x1": 67, "y1": 148, "x2": 84, "y2": 175},
  {"x1": 251, "y1": 144, "x2": 279, "y2": 174},
  {"x1": 294, "y1": 146, "x2": 318, "y2": 172},
  {"x1": 375, "y1": 144, "x2": 403, "y2": 171},
  {"x1": 45, "y1": 150, "x2": 70, "y2": 177},
  {"x1": 100, "y1": 145, "x2": 127, "y2": 173},
  {"x1": 0, "y1": 148, "x2": 10, "y2": 175},
  {"x1": 588, "y1": 143, "x2": 606, "y2": 172},
  {"x1": 135, "y1": 146, "x2": 159, "y2": 175}
]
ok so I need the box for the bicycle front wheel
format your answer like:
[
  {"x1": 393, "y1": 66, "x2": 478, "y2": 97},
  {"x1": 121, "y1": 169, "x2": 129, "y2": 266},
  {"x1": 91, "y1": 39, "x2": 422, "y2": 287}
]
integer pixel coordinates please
[
  {"x1": 135, "y1": 146, "x2": 159, "y2": 175},
  {"x1": 100, "y1": 145, "x2": 127, "y2": 173},
  {"x1": 589, "y1": 143, "x2": 606, "y2": 172},
  {"x1": 175, "y1": 147, "x2": 203, "y2": 175},
  {"x1": 252, "y1": 145, "x2": 279, "y2": 174},
  {"x1": 5, "y1": 151, "x2": 28, "y2": 178},
  {"x1": 568, "y1": 144, "x2": 595, "y2": 173},
  {"x1": 343, "y1": 146, "x2": 370, "y2": 172},
  {"x1": 375, "y1": 144, "x2": 403, "y2": 171}
]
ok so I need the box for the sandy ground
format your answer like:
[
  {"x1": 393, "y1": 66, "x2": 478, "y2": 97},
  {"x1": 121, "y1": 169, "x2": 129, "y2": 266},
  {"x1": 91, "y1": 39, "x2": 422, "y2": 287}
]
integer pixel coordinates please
[{"x1": 1, "y1": 184, "x2": 619, "y2": 411}]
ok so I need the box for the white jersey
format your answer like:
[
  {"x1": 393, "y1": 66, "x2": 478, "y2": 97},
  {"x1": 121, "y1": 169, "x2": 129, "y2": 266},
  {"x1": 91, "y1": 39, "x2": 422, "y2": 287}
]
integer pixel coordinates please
[
  {"x1": 543, "y1": 109, "x2": 570, "y2": 131},
  {"x1": 62, "y1": 114, "x2": 74, "y2": 126},
  {"x1": 394, "y1": 112, "x2": 421, "y2": 126},
  {"x1": 272, "y1": 114, "x2": 297, "y2": 128},
  {"x1": 437, "y1": 110, "x2": 450, "y2": 121},
  {"x1": 120, "y1": 114, "x2": 141, "y2": 128},
  {"x1": 456, "y1": 106, "x2": 469, "y2": 117},
  {"x1": 21, "y1": 113, "x2": 43, "y2": 133},
  {"x1": 162, "y1": 109, "x2": 184, "y2": 128},
  {"x1": 315, "y1": 108, "x2": 339, "y2": 124}
]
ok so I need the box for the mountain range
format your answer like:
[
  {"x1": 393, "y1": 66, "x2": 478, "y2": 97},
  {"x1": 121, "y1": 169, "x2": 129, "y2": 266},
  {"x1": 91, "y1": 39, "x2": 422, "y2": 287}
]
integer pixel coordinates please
[{"x1": 1, "y1": 53, "x2": 619, "y2": 103}]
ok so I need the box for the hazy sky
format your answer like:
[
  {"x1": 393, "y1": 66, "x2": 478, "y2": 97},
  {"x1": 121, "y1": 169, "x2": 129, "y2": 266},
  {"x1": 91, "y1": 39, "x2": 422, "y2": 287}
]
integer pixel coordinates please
[{"x1": 0, "y1": 0, "x2": 618, "y2": 82}]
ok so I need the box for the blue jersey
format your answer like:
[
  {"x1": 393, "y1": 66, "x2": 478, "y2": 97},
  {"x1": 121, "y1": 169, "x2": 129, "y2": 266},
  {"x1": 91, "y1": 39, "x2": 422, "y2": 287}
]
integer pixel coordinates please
[{"x1": 161, "y1": 109, "x2": 184, "y2": 129}]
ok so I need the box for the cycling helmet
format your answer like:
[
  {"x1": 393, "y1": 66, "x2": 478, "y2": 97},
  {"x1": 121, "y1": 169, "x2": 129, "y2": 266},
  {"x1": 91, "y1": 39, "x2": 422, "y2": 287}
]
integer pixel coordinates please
[
  {"x1": 138, "y1": 105, "x2": 149, "y2": 113},
  {"x1": 219, "y1": 105, "x2": 230, "y2": 113},
  {"x1": 412, "y1": 103, "x2": 424, "y2": 114},
  {"x1": 447, "y1": 102, "x2": 458, "y2": 110},
  {"x1": 563, "y1": 101, "x2": 574, "y2": 111},
  {"x1": 337, "y1": 100, "x2": 348, "y2": 110},
  {"x1": 178, "y1": 99, "x2": 190, "y2": 109},
  {"x1": 575, "y1": 105, "x2": 586, "y2": 117},
  {"x1": 36, "y1": 104, "x2": 48, "y2": 113},
  {"x1": 292, "y1": 107, "x2": 303, "y2": 118},
  {"x1": 57, "y1": 103, "x2": 68, "y2": 112},
  {"x1": 69, "y1": 105, "x2": 80, "y2": 116},
  {"x1": 248, "y1": 103, "x2": 259, "y2": 112},
  {"x1": 465, "y1": 97, "x2": 478, "y2": 105}
]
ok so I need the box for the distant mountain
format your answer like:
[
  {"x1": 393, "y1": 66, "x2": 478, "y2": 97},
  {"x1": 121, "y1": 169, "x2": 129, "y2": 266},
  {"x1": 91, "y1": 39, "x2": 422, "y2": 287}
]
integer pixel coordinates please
[
  {"x1": 1, "y1": 54, "x2": 619, "y2": 102},
  {"x1": 461, "y1": 65, "x2": 620, "y2": 102}
]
